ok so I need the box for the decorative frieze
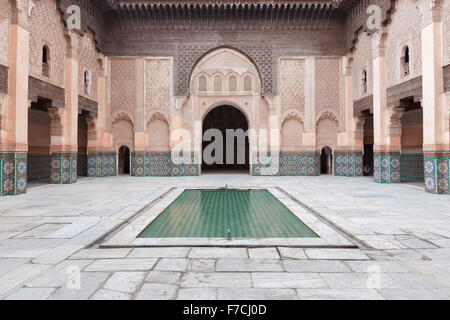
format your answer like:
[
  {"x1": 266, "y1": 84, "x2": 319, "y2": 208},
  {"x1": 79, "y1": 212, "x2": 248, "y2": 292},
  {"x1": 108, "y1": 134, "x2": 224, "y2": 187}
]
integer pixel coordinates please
[
  {"x1": 50, "y1": 153, "x2": 77, "y2": 184},
  {"x1": 0, "y1": 152, "x2": 27, "y2": 196},
  {"x1": 373, "y1": 151, "x2": 402, "y2": 183},
  {"x1": 424, "y1": 152, "x2": 449, "y2": 194},
  {"x1": 401, "y1": 153, "x2": 424, "y2": 181},
  {"x1": 252, "y1": 152, "x2": 320, "y2": 176},
  {"x1": 131, "y1": 152, "x2": 200, "y2": 177},
  {"x1": 87, "y1": 153, "x2": 117, "y2": 177},
  {"x1": 334, "y1": 151, "x2": 363, "y2": 177}
]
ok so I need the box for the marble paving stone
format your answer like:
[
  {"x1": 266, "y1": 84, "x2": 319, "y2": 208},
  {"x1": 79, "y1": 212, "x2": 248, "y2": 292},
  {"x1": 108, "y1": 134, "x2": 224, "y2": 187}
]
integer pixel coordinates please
[
  {"x1": 278, "y1": 247, "x2": 307, "y2": 260},
  {"x1": 146, "y1": 271, "x2": 181, "y2": 285},
  {"x1": 216, "y1": 259, "x2": 282, "y2": 272},
  {"x1": 26, "y1": 260, "x2": 92, "y2": 288},
  {"x1": 0, "y1": 258, "x2": 29, "y2": 276},
  {"x1": 0, "y1": 263, "x2": 51, "y2": 298},
  {"x1": 135, "y1": 283, "x2": 178, "y2": 300},
  {"x1": 305, "y1": 249, "x2": 369, "y2": 260},
  {"x1": 85, "y1": 259, "x2": 157, "y2": 272},
  {"x1": 1, "y1": 174, "x2": 450, "y2": 300},
  {"x1": 181, "y1": 273, "x2": 252, "y2": 288},
  {"x1": 69, "y1": 248, "x2": 132, "y2": 259},
  {"x1": 90, "y1": 289, "x2": 131, "y2": 300},
  {"x1": 385, "y1": 249, "x2": 428, "y2": 261},
  {"x1": 103, "y1": 272, "x2": 146, "y2": 293},
  {"x1": 377, "y1": 288, "x2": 450, "y2": 300},
  {"x1": 32, "y1": 243, "x2": 86, "y2": 264},
  {"x1": 188, "y1": 248, "x2": 248, "y2": 259},
  {"x1": 429, "y1": 239, "x2": 450, "y2": 248},
  {"x1": 217, "y1": 288, "x2": 299, "y2": 300},
  {"x1": 5, "y1": 287, "x2": 55, "y2": 300},
  {"x1": 283, "y1": 260, "x2": 351, "y2": 273},
  {"x1": 320, "y1": 273, "x2": 403, "y2": 289},
  {"x1": 128, "y1": 247, "x2": 190, "y2": 258},
  {"x1": 154, "y1": 258, "x2": 190, "y2": 272},
  {"x1": 252, "y1": 273, "x2": 327, "y2": 289},
  {"x1": 345, "y1": 261, "x2": 410, "y2": 273},
  {"x1": 48, "y1": 272, "x2": 109, "y2": 300},
  {"x1": 177, "y1": 288, "x2": 217, "y2": 300},
  {"x1": 296, "y1": 289, "x2": 385, "y2": 300},
  {"x1": 248, "y1": 248, "x2": 280, "y2": 259},
  {"x1": 418, "y1": 249, "x2": 450, "y2": 261},
  {"x1": 188, "y1": 259, "x2": 216, "y2": 272}
]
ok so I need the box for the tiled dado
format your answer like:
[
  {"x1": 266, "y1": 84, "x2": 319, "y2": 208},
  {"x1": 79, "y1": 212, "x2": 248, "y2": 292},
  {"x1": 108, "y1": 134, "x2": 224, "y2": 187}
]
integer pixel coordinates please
[
  {"x1": 50, "y1": 153, "x2": 77, "y2": 184},
  {"x1": 0, "y1": 152, "x2": 27, "y2": 196},
  {"x1": 373, "y1": 151, "x2": 401, "y2": 183},
  {"x1": 27, "y1": 155, "x2": 51, "y2": 181},
  {"x1": 401, "y1": 153, "x2": 424, "y2": 181},
  {"x1": 424, "y1": 152, "x2": 450, "y2": 195},
  {"x1": 87, "y1": 154, "x2": 117, "y2": 177},
  {"x1": 131, "y1": 152, "x2": 200, "y2": 177},
  {"x1": 252, "y1": 152, "x2": 320, "y2": 176},
  {"x1": 334, "y1": 152, "x2": 363, "y2": 177}
]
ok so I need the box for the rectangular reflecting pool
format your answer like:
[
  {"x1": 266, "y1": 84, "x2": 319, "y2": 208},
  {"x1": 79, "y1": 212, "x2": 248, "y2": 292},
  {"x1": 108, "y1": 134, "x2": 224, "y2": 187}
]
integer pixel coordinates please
[{"x1": 138, "y1": 189, "x2": 318, "y2": 238}]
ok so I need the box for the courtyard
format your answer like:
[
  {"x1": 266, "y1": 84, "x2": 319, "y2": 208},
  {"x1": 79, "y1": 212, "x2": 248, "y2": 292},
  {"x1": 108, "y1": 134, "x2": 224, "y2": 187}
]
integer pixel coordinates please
[{"x1": 0, "y1": 174, "x2": 449, "y2": 300}]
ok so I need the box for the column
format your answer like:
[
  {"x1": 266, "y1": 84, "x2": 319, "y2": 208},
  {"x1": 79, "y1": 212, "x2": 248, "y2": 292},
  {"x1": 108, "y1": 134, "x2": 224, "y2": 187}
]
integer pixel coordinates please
[
  {"x1": 303, "y1": 56, "x2": 320, "y2": 175},
  {"x1": 335, "y1": 55, "x2": 364, "y2": 177},
  {"x1": 49, "y1": 31, "x2": 78, "y2": 184},
  {"x1": 370, "y1": 28, "x2": 401, "y2": 183},
  {"x1": 1, "y1": 1, "x2": 29, "y2": 196},
  {"x1": 87, "y1": 56, "x2": 117, "y2": 178},
  {"x1": 416, "y1": 0, "x2": 449, "y2": 194}
]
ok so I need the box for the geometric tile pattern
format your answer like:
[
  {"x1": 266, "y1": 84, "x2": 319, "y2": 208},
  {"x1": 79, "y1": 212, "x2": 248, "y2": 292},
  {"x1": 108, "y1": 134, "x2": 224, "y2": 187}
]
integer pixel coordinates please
[
  {"x1": 334, "y1": 152, "x2": 364, "y2": 177},
  {"x1": 424, "y1": 152, "x2": 450, "y2": 195},
  {"x1": 252, "y1": 152, "x2": 320, "y2": 176},
  {"x1": 131, "y1": 152, "x2": 200, "y2": 177},
  {"x1": 400, "y1": 153, "x2": 424, "y2": 181},
  {"x1": 373, "y1": 151, "x2": 401, "y2": 183},
  {"x1": 50, "y1": 154, "x2": 77, "y2": 184},
  {"x1": 27, "y1": 155, "x2": 51, "y2": 181},
  {"x1": 0, "y1": 153, "x2": 27, "y2": 196},
  {"x1": 87, "y1": 154, "x2": 117, "y2": 177}
]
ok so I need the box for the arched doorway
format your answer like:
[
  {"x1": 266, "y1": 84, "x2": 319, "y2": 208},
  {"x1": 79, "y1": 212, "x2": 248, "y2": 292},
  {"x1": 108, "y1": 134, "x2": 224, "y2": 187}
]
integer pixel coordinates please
[
  {"x1": 202, "y1": 105, "x2": 249, "y2": 173},
  {"x1": 320, "y1": 146, "x2": 333, "y2": 174},
  {"x1": 118, "y1": 146, "x2": 130, "y2": 175}
]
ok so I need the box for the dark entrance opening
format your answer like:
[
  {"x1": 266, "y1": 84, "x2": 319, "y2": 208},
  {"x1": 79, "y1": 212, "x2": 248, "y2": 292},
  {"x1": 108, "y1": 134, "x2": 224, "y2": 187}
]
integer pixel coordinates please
[
  {"x1": 118, "y1": 146, "x2": 130, "y2": 175},
  {"x1": 202, "y1": 105, "x2": 249, "y2": 173},
  {"x1": 363, "y1": 110, "x2": 374, "y2": 176},
  {"x1": 320, "y1": 146, "x2": 333, "y2": 174}
]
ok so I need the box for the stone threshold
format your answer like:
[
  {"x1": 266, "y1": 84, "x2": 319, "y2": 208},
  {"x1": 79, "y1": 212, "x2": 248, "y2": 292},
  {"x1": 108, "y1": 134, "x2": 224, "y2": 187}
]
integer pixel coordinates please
[{"x1": 99, "y1": 187, "x2": 358, "y2": 249}]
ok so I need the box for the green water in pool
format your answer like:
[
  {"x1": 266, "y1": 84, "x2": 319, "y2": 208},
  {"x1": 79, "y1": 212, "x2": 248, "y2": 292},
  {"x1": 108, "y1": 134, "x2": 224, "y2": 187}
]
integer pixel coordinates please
[{"x1": 138, "y1": 189, "x2": 318, "y2": 238}]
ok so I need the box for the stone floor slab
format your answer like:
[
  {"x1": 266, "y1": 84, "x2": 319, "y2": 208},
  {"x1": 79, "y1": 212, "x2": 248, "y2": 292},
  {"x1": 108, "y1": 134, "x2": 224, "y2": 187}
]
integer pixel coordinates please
[{"x1": 85, "y1": 259, "x2": 157, "y2": 272}]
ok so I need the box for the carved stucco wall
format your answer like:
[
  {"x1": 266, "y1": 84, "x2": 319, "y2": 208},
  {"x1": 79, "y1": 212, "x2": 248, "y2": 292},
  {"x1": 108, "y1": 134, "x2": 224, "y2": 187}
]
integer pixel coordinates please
[
  {"x1": 145, "y1": 58, "x2": 171, "y2": 125},
  {"x1": 179, "y1": 45, "x2": 271, "y2": 96},
  {"x1": 29, "y1": 0, "x2": 66, "y2": 88},
  {"x1": 112, "y1": 119, "x2": 134, "y2": 152},
  {"x1": 147, "y1": 114, "x2": 170, "y2": 152},
  {"x1": 279, "y1": 58, "x2": 305, "y2": 118},
  {"x1": 110, "y1": 59, "x2": 136, "y2": 126},
  {"x1": 191, "y1": 48, "x2": 261, "y2": 128},
  {"x1": 281, "y1": 116, "x2": 304, "y2": 151},
  {"x1": 78, "y1": 31, "x2": 99, "y2": 102},
  {"x1": 316, "y1": 118, "x2": 338, "y2": 149},
  {"x1": 444, "y1": 0, "x2": 450, "y2": 66},
  {"x1": 315, "y1": 57, "x2": 341, "y2": 127},
  {"x1": 385, "y1": 0, "x2": 422, "y2": 87},
  {"x1": 352, "y1": 30, "x2": 373, "y2": 101},
  {"x1": 0, "y1": 0, "x2": 10, "y2": 67}
]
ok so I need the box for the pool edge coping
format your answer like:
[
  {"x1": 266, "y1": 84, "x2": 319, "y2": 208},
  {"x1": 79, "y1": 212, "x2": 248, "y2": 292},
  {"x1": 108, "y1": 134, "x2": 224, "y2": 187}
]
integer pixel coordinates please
[{"x1": 99, "y1": 187, "x2": 359, "y2": 249}]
